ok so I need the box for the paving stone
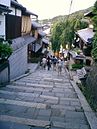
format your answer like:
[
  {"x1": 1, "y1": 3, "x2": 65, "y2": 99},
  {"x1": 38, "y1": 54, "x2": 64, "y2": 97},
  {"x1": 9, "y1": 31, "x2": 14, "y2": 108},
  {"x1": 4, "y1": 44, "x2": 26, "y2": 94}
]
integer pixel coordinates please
[
  {"x1": 51, "y1": 105, "x2": 75, "y2": 111},
  {"x1": 38, "y1": 109, "x2": 51, "y2": 117},
  {"x1": 0, "y1": 93, "x2": 17, "y2": 100},
  {"x1": 59, "y1": 100, "x2": 70, "y2": 105},
  {"x1": 30, "y1": 127, "x2": 44, "y2": 129},
  {"x1": 70, "y1": 100, "x2": 81, "y2": 106},
  {"x1": 51, "y1": 127, "x2": 64, "y2": 129},
  {"x1": 65, "y1": 111, "x2": 86, "y2": 119},
  {"x1": 0, "y1": 121, "x2": 31, "y2": 129},
  {"x1": 50, "y1": 116, "x2": 65, "y2": 122},
  {"x1": 0, "y1": 115, "x2": 50, "y2": 127},
  {"x1": 40, "y1": 95, "x2": 58, "y2": 101},
  {"x1": 33, "y1": 97, "x2": 45, "y2": 103},
  {"x1": 42, "y1": 92, "x2": 55, "y2": 96},
  {"x1": 55, "y1": 93, "x2": 64, "y2": 97},
  {"x1": 51, "y1": 109, "x2": 62, "y2": 117},
  {"x1": 36, "y1": 115, "x2": 50, "y2": 121}
]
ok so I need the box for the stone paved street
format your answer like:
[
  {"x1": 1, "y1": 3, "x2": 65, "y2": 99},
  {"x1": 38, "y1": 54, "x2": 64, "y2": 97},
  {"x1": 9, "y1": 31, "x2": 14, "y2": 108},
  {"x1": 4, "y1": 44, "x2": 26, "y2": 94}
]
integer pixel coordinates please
[{"x1": 0, "y1": 66, "x2": 92, "y2": 129}]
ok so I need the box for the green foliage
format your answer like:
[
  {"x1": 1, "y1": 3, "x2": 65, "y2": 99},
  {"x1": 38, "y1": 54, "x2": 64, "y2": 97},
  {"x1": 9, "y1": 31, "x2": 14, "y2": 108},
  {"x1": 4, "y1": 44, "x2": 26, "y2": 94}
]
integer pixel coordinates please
[
  {"x1": 83, "y1": 46, "x2": 92, "y2": 56},
  {"x1": 0, "y1": 41, "x2": 12, "y2": 60},
  {"x1": 51, "y1": 21, "x2": 65, "y2": 52},
  {"x1": 92, "y1": 1, "x2": 97, "y2": 30},
  {"x1": 72, "y1": 63, "x2": 83, "y2": 70},
  {"x1": 51, "y1": 8, "x2": 89, "y2": 53},
  {"x1": 91, "y1": 1, "x2": 97, "y2": 60}
]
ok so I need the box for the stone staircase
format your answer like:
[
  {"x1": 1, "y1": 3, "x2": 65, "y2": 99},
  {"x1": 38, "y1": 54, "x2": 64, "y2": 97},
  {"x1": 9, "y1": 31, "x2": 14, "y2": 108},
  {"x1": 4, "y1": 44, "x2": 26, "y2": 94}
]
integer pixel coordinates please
[{"x1": 0, "y1": 68, "x2": 90, "y2": 129}]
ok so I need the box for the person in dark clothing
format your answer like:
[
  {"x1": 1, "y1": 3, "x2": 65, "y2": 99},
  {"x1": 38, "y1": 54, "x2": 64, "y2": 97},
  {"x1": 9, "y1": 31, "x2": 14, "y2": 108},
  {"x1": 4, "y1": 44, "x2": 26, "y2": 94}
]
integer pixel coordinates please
[
  {"x1": 46, "y1": 56, "x2": 51, "y2": 70},
  {"x1": 52, "y1": 56, "x2": 58, "y2": 71}
]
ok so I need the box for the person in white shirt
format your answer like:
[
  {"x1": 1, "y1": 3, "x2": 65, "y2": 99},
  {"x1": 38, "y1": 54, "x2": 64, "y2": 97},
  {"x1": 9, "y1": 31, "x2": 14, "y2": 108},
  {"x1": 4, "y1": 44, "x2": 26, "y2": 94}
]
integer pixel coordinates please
[
  {"x1": 42, "y1": 57, "x2": 47, "y2": 69},
  {"x1": 57, "y1": 59, "x2": 63, "y2": 75}
]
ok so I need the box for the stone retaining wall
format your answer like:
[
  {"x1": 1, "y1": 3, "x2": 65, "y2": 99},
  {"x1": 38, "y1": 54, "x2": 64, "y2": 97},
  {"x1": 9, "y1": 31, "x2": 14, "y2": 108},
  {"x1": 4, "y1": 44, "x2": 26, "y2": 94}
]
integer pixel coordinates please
[{"x1": 9, "y1": 45, "x2": 28, "y2": 80}]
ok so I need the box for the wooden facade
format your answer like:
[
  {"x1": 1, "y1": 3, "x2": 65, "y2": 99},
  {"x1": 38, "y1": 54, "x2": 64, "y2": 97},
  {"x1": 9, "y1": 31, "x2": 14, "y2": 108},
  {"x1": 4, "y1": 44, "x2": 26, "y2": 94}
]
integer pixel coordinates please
[
  {"x1": 6, "y1": 14, "x2": 21, "y2": 40},
  {"x1": 21, "y1": 15, "x2": 31, "y2": 36}
]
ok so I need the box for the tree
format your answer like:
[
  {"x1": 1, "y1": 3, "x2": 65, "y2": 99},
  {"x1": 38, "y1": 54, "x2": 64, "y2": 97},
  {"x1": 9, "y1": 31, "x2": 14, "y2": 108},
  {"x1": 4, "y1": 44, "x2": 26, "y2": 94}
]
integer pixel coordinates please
[
  {"x1": 51, "y1": 13, "x2": 88, "y2": 53},
  {"x1": 51, "y1": 21, "x2": 65, "y2": 54},
  {"x1": 91, "y1": 1, "x2": 97, "y2": 61}
]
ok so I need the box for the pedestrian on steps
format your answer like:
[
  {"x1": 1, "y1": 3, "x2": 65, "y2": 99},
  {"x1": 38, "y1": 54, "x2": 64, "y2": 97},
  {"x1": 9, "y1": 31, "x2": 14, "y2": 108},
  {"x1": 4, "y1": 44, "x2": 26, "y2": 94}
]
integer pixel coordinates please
[{"x1": 46, "y1": 56, "x2": 51, "y2": 70}]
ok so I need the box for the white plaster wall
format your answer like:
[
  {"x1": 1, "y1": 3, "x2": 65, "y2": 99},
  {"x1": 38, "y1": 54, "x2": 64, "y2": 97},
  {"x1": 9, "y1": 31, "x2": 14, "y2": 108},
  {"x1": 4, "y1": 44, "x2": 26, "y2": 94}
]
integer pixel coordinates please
[
  {"x1": 9, "y1": 7, "x2": 15, "y2": 15},
  {"x1": 0, "y1": 0, "x2": 11, "y2": 7},
  {"x1": 0, "y1": 15, "x2": 5, "y2": 39},
  {"x1": 9, "y1": 45, "x2": 28, "y2": 80},
  {"x1": 16, "y1": 9, "x2": 21, "y2": 17}
]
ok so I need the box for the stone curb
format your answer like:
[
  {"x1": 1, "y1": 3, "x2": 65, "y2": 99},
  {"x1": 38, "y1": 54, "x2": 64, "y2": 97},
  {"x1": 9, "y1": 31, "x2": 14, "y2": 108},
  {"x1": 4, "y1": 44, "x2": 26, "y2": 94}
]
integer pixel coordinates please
[
  {"x1": 70, "y1": 80, "x2": 97, "y2": 129},
  {"x1": 10, "y1": 63, "x2": 39, "y2": 82}
]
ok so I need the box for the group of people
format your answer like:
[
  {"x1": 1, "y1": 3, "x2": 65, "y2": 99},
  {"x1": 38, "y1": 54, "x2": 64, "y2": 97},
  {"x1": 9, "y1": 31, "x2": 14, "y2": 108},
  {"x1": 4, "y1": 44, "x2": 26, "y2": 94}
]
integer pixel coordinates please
[{"x1": 41, "y1": 55, "x2": 64, "y2": 75}]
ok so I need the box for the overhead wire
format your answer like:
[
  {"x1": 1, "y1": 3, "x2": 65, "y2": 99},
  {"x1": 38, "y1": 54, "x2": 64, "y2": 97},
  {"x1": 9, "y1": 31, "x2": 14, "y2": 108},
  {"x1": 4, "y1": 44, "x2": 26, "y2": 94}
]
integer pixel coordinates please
[
  {"x1": 66, "y1": 0, "x2": 73, "y2": 25},
  {"x1": 68, "y1": 0, "x2": 73, "y2": 16}
]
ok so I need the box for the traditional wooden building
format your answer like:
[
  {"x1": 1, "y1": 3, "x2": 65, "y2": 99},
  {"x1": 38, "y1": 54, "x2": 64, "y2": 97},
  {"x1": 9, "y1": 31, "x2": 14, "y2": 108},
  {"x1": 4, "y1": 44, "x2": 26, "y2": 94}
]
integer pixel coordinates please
[{"x1": 0, "y1": 0, "x2": 38, "y2": 80}]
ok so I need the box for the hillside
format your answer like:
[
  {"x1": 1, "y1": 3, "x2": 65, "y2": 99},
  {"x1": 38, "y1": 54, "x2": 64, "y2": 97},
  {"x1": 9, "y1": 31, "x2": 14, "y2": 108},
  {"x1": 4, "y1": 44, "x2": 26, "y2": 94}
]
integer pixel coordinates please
[{"x1": 40, "y1": 7, "x2": 93, "y2": 24}]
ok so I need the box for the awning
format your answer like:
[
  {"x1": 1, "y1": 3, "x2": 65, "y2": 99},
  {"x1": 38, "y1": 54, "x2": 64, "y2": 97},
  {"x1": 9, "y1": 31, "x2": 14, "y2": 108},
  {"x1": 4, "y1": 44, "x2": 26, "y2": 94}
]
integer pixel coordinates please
[
  {"x1": 12, "y1": 35, "x2": 36, "y2": 51},
  {"x1": 42, "y1": 38, "x2": 49, "y2": 44},
  {"x1": 38, "y1": 30, "x2": 46, "y2": 37},
  {"x1": 84, "y1": 11, "x2": 94, "y2": 17},
  {"x1": 32, "y1": 21, "x2": 42, "y2": 29},
  {"x1": 76, "y1": 28, "x2": 95, "y2": 44},
  {"x1": 23, "y1": 35, "x2": 36, "y2": 45}
]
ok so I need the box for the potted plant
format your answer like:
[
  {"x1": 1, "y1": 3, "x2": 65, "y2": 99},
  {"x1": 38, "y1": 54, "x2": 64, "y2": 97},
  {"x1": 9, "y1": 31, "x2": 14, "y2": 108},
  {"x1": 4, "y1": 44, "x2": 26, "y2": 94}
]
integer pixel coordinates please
[{"x1": 0, "y1": 40, "x2": 12, "y2": 64}]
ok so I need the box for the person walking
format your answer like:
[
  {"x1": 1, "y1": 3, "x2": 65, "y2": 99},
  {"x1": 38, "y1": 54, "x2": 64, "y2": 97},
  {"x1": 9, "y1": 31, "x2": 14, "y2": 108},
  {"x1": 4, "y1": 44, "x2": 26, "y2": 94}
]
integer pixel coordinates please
[
  {"x1": 52, "y1": 56, "x2": 58, "y2": 71},
  {"x1": 57, "y1": 59, "x2": 63, "y2": 75},
  {"x1": 42, "y1": 56, "x2": 47, "y2": 69},
  {"x1": 46, "y1": 56, "x2": 51, "y2": 71}
]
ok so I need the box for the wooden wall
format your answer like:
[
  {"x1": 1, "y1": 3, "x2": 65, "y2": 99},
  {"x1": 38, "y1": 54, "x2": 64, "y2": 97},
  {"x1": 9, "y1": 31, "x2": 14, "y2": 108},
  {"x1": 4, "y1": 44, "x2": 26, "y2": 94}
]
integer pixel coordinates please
[{"x1": 6, "y1": 14, "x2": 21, "y2": 40}]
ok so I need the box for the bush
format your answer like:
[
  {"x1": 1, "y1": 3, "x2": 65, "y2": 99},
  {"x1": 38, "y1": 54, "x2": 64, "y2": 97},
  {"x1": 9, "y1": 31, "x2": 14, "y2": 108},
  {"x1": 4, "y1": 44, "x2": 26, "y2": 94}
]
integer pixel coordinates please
[
  {"x1": 72, "y1": 63, "x2": 83, "y2": 70},
  {"x1": 0, "y1": 41, "x2": 12, "y2": 62},
  {"x1": 85, "y1": 63, "x2": 97, "y2": 111}
]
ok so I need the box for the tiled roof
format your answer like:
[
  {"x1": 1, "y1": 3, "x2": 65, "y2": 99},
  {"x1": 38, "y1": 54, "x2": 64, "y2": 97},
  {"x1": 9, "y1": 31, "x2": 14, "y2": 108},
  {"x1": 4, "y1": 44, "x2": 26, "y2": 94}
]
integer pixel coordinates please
[
  {"x1": 22, "y1": 10, "x2": 38, "y2": 17},
  {"x1": 0, "y1": 5, "x2": 12, "y2": 13},
  {"x1": 42, "y1": 38, "x2": 49, "y2": 44},
  {"x1": 76, "y1": 28, "x2": 95, "y2": 44},
  {"x1": 12, "y1": 35, "x2": 36, "y2": 51},
  {"x1": 84, "y1": 11, "x2": 94, "y2": 17},
  {"x1": 38, "y1": 30, "x2": 46, "y2": 37},
  {"x1": 11, "y1": 0, "x2": 26, "y2": 10}
]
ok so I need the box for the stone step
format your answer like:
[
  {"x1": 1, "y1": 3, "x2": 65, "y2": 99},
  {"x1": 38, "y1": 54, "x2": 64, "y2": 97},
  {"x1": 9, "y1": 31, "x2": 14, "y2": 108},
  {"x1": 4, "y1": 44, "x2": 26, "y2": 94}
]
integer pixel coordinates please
[
  {"x1": 0, "y1": 90, "x2": 40, "y2": 98},
  {"x1": 43, "y1": 78, "x2": 69, "y2": 83},
  {"x1": 0, "y1": 98, "x2": 47, "y2": 109},
  {"x1": 0, "y1": 114, "x2": 89, "y2": 129},
  {"x1": 13, "y1": 80, "x2": 54, "y2": 85},
  {"x1": 13, "y1": 81, "x2": 73, "y2": 89},
  {"x1": 6, "y1": 85, "x2": 51, "y2": 93},
  {"x1": 0, "y1": 115, "x2": 50, "y2": 127},
  {"x1": 12, "y1": 82, "x2": 54, "y2": 88}
]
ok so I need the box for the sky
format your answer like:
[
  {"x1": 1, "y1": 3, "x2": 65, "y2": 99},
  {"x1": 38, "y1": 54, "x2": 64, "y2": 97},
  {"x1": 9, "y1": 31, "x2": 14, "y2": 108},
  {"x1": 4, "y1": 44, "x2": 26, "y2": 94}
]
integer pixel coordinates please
[{"x1": 17, "y1": 0, "x2": 96, "y2": 20}]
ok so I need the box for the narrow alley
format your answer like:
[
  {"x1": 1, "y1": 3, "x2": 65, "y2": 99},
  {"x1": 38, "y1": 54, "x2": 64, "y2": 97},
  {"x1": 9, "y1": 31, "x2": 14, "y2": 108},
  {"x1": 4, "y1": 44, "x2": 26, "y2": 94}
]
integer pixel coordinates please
[{"x1": 0, "y1": 66, "x2": 92, "y2": 129}]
